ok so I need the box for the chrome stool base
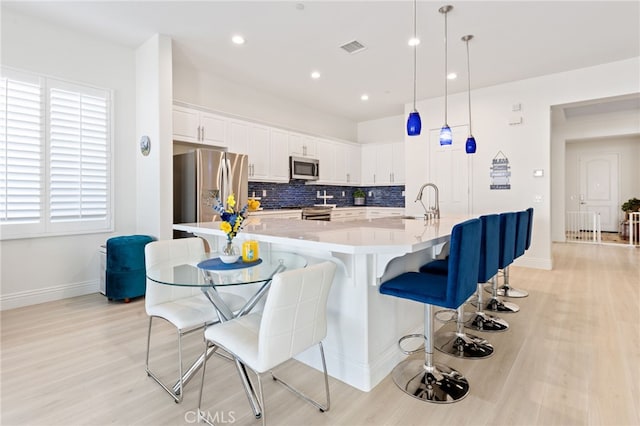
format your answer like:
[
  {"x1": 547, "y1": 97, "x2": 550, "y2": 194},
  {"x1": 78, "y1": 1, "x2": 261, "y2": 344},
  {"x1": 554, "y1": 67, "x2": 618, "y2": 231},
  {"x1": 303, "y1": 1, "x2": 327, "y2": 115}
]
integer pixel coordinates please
[
  {"x1": 485, "y1": 297, "x2": 520, "y2": 313},
  {"x1": 391, "y1": 356, "x2": 470, "y2": 403},
  {"x1": 465, "y1": 312, "x2": 509, "y2": 332},
  {"x1": 435, "y1": 331, "x2": 494, "y2": 359},
  {"x1": 496, "y1": 286, "x2": 529, "y2": 298}
]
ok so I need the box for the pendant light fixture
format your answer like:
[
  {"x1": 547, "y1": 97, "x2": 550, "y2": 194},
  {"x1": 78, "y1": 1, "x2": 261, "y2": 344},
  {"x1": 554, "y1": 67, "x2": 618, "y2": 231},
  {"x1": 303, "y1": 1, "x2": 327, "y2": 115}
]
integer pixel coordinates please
[
  {"x1": 406, "y1": 0, "x2": 421, "y2": 136},
  {"x1": 462, "y1": 34, "x2": 477, "y2": 154},
  {"x1": 439, "y1": 5, "x2": 453, "y2": 145}
]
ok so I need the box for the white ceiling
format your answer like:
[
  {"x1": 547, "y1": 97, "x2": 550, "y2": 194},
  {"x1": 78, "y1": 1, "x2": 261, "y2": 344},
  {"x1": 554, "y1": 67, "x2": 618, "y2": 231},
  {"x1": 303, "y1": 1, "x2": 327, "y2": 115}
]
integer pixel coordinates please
[{"x1": 3, "y1": 1, "x2": 639, "y2": 122}]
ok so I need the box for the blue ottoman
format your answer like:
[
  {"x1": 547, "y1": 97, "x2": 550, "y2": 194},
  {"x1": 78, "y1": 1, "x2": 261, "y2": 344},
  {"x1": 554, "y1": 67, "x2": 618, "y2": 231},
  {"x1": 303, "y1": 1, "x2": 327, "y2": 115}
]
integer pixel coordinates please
[{"x1": 106, "y1": 235, "x2": 154, "y2": 301}]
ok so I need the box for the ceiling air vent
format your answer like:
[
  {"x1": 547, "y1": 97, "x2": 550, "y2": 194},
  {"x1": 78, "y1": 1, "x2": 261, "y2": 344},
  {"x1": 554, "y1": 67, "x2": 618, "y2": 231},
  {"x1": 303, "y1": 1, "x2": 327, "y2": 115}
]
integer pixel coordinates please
[{"x1": 340, "y1": 40, "x2": 366, "y2": 54}]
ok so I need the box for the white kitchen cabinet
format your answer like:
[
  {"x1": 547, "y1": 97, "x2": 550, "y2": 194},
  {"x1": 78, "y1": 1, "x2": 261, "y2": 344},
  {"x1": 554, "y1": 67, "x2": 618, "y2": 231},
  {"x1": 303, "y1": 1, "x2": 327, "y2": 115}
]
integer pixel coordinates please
[
  {"x1": 289, "y1": 133, "x2": 317, "y2": 158},
  {"x1": 365, "y1": 208, "x2": 405, "y2": 219},
  {"x1": 360, "y1": 142, "x2": 404, "y2": 186},
  {"x1": 316, "y1": 139, "x2": 336, "y2": 183},
  {"x1": 361, "y1": 144, "x2": 377, "y2": 185},
  {"x1": 249, "y1": 210, "x2": 302, "y2": 220},
  {"x1": 334, "y1": 143, "x2": 361, "y2": 185},
  {"x1": 248, "y1": 125, "x2": 270, "y2": 180},
  {"x1": 346, "y1": 144, "x2": 361, "y2": 185},
  {"x1": 331, "y1": 208, "x2": 366, "y2": 222},
  {"x1": 172, "y1": 105, "x2": 226, "y2": 146},
  {"x1": 269, "y1": 129, "x2": 290, "y2": 181},
  {"x1": 227, "y1": 120, "x2": 249, "y2": 154}
]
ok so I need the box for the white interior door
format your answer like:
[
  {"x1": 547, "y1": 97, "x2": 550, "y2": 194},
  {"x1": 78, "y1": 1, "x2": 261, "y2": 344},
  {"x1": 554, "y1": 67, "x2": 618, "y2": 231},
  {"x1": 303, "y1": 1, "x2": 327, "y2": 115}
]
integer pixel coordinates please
[
  {"x1": 429, "y1": 126, "x2": 471, "y2": 215},
  {"x1": 578, "y1": 153, "x2": 619, "y2": 232}
]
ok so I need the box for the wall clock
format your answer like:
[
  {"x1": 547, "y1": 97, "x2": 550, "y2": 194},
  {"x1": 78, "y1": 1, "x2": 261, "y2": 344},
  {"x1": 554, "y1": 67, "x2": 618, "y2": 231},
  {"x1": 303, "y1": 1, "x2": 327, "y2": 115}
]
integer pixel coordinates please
[{"x1": 140, "y1": 135, "x2": 151, "y2": 156}]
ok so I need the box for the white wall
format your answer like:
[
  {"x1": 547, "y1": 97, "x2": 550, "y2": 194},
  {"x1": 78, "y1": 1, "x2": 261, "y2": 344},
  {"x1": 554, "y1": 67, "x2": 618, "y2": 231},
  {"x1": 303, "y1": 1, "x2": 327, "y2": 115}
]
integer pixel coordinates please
[
  {"x1": 0, "y1": 10, "x2": 137, "y2": 309},
  {"x1": 357, "y1": 114, "x2": 404, "y2": 144},
  {"x1": 403, "y1": 57, "x2": 640, "y2": 270},
  {"x1": 173, "y1": 63, "x2": 357, "y2": 142},
  {"x1": 551, "y1": 108, "x2": 640, "y2": 241},
  {"x1": 136, "y1": 35, "x2": 174, "y2": 240}
]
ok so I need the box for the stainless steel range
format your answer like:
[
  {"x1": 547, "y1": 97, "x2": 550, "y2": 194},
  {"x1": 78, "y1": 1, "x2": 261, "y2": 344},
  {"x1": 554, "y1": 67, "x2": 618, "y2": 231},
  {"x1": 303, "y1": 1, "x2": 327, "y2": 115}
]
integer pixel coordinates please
[{"x1": 301, "y1": 206, "x2": 332, "y2": 221}]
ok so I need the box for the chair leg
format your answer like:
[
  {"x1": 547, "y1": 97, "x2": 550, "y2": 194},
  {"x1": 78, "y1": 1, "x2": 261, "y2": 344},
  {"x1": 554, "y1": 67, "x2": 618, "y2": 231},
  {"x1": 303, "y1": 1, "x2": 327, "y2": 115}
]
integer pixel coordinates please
[
  {"x1": 484, "y1": 276, "x2": 520, "y2": 313},
  {"x1": 197, "y1": 340, "x2": 215, "y2": 426},
  {"x1": 434, "y1": 306, "x2": 494, "y2": 359},
  {"x1": 271, "y1": 342, "x2": 331, "y2": 413},
  {"x1": 145, "y1": 316, "x2": 183, "y2": 403},
  {"x1": 465, "y1": 282, "x2": 509, "y2": 332},
  {"x1": 390, "y1": 304, "x2": 470, "y2": 403},
  {"x1": 495, "y1": 266, "x2": 529, "y2": 298}
]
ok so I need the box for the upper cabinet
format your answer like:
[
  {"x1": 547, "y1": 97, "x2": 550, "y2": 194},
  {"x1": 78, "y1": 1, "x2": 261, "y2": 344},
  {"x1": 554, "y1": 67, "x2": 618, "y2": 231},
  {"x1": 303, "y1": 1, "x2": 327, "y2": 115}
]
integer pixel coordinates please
[
  {"x1": 269, "y1": 129, "x2": 290, "y2": 182},
  {"x1": 289, "y1": 133, "x2": 317, "y2": 158},
  {"x1": 226, "y1": 119, "x2": 287, "y2": 183},
  {"x1": 172, "y1": 105, "x2": 225, "y2": 146},
  {"x1": 361, "y1": 142, "x2": 405, "y2": 186},
  {"x1": 172, "y1": 104, "x2": 366, "y2": 186}
]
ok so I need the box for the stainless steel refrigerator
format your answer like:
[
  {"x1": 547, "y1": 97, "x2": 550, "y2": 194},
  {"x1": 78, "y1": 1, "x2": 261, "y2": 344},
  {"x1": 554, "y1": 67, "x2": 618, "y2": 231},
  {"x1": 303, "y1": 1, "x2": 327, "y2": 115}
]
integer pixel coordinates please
[{"x1": 173, "y1": 149, "x2": 249, "y2": 226}]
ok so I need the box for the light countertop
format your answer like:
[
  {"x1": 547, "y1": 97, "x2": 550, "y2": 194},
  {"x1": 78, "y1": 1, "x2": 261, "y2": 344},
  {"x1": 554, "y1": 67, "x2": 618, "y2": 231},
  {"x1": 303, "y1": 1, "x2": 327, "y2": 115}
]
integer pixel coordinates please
[{"x1": 174, "y1": 215, "x2": 472, "y2": 255}]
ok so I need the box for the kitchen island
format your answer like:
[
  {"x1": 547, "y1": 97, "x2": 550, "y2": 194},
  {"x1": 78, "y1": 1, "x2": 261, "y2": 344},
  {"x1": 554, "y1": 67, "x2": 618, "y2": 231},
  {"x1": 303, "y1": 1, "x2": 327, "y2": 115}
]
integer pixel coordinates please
[{"x1": 174, "y1": 215, "x2": 471, "y2": 392}]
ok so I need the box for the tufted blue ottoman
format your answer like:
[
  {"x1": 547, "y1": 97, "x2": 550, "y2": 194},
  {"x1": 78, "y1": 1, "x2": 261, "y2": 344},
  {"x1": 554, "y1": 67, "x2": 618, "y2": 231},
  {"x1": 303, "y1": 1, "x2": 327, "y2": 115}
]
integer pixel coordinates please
[{"x1": 106, "y1": 235, "x2": 154, "y2": 302}]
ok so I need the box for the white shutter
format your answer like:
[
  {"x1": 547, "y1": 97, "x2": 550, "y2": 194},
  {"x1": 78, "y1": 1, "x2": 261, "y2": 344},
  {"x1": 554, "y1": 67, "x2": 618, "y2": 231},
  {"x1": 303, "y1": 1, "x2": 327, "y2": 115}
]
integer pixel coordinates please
[
  {"x1": 0, "y1": 75, "x2": 44, "y2": 227},
  {"x1": 48, "y1": 80, "x2": 110, "y2": 232},
  {"x1": 1, "y1": 69, "x2": 112, "y2": 239}
]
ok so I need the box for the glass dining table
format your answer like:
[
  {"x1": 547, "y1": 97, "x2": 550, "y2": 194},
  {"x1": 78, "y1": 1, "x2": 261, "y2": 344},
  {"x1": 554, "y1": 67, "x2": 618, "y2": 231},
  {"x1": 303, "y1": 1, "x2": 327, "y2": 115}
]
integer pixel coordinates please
[{"x1": 146, "y1": 249, "x2": 307, "y2": 418}]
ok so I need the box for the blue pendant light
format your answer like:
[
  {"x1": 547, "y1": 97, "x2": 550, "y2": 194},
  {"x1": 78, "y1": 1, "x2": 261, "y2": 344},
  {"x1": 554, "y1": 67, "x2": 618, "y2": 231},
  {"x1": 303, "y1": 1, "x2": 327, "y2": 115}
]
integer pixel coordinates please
[
  {"x1": 439, "y1": 5, "x2": 453, "y2": 145},
  {"x1": 462, "y1": 34, "x2": 476, "y2": 154},
  {"x1": 407, "y1": 0, "x2": 421, "y2": 136}
]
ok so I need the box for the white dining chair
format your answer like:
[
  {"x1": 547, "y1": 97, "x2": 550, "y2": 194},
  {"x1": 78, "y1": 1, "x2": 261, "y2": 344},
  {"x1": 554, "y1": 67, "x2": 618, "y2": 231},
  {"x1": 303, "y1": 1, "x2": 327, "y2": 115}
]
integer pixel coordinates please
[
  {"x1": 145, "y1": 237, "x2": 246, "y2": 403},
  {"x1": 197, "y1": 260, "x2": 337, "y2": 425}
]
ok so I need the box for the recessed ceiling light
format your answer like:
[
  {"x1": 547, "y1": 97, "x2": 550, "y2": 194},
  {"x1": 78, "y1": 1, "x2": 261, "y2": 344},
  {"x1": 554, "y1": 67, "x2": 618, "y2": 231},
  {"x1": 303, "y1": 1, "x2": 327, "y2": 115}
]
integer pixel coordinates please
[
  {"x1": 361, "y1": 94, "x2": 369, "y2": 101},
  {"x1": 408, "y1": 37, "x2": 420, "y2": 47},
  {"x1": 311, "y1": 71, "x2": 321, "y2": 79},
  {"x1": 231, "y1": 35, "x2": 245, "y2": 45},
  {"x1": 447, "y1": 72, "x2": 457, "y2": 80}
]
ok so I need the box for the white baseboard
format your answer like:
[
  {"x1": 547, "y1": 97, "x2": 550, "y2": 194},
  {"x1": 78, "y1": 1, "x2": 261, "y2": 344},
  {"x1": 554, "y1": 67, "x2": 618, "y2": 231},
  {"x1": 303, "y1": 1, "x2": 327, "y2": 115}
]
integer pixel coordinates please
[{"x1": 0, "y1": 280, "x2": 100, "y2": 311}]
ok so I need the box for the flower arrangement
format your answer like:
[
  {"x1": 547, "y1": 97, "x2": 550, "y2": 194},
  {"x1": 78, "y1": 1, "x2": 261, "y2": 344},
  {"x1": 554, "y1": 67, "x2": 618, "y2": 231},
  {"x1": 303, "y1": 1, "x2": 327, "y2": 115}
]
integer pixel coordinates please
[{"x1": 212, "y1": 194, "x2": 261, "y2": 246}]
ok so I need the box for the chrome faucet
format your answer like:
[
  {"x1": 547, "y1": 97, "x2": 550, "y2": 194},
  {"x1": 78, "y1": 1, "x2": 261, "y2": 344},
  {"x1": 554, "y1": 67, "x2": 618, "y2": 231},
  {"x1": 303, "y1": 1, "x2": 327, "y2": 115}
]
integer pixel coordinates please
[{"x1": 415, "y1": 183, "x2": 440, "y2": 219}]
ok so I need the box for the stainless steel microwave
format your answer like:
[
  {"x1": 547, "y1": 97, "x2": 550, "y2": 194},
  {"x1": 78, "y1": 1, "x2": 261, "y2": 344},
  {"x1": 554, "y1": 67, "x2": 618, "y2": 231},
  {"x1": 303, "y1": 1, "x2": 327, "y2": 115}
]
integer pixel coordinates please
[{"x1": 290, "y1": 156, "x2": 319, "y2": 180}]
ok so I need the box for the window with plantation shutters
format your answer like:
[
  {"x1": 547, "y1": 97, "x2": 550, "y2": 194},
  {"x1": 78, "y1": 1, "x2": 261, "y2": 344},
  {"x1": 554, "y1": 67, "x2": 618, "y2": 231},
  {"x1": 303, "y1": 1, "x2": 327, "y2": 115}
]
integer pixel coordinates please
[{"x1": 0, "y1": 69, "x2": 112, "y2": 240}]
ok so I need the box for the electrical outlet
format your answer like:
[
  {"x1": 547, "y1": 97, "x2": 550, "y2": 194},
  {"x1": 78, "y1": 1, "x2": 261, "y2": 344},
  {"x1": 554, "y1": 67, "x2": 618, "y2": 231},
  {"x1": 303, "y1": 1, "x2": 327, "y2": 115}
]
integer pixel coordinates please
[
  {"x1": 262, "y1": 190, "x2": 267, "y2": 197},
  {"x1": 341, "y1": 191, "x2": 345, "y2": 197}
]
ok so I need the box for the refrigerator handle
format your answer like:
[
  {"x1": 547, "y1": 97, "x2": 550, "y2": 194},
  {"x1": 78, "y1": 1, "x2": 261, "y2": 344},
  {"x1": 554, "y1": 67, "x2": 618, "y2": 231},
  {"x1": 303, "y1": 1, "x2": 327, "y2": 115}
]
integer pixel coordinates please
[{"x1": 224, "y1": 158, "x2": 232, "y2": 200}]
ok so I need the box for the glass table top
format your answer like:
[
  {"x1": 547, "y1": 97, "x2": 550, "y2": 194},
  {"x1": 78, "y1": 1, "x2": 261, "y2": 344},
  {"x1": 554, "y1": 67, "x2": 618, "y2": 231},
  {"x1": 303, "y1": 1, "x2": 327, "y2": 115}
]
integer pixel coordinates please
[{"x1": 146, "y1": 250, "x2": 307, "y2": 287}]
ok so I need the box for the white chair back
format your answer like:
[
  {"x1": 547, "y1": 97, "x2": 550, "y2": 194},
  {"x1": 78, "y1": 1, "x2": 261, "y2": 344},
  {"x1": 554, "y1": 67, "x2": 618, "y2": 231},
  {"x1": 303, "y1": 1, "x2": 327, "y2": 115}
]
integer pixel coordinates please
[
  {"x1": 145, "y1": 238, "x2": 207, "y2": 311},
  {"x1": 256, "y1": 261, "x2": 336, "y2": 372}
]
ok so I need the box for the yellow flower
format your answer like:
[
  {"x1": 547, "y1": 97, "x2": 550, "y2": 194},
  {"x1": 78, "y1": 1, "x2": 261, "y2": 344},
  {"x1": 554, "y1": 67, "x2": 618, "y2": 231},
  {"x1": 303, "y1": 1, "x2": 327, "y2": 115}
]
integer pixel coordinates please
[
  {"x1": 233, "y1": 216, "x2": 243, "y2": 232},
  {"x1": 226, "y1": 194, "x2": 236, "y2": 209},
  {"x1": 220, "y1": 222, "x2": 232, "y2": 234},
  {"x1": 247, "y1": 198, "x2": 261, "y2": 211}
]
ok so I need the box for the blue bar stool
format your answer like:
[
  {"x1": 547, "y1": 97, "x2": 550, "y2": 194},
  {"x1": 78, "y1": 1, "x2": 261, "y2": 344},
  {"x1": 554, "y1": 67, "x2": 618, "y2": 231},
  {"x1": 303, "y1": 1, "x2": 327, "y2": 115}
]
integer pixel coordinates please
[
  {"x1": 464, "y1": 214, "x2": 509, "y2": 332},
  {"x1": 421, "y1": 214, "x2": 508, "y2": 333},
  {"x1": 379, "y1": 218, "x2": 482, "y2": 403},
  {"x1": 525, "y1": 207, "x2": 534, "y2": 251},
  {"x1": 484, "y1": 212, "x2": 520, "y2": 313},
  {"x1": 495, "y1": 210, "x2": 529, "y2": 298}
]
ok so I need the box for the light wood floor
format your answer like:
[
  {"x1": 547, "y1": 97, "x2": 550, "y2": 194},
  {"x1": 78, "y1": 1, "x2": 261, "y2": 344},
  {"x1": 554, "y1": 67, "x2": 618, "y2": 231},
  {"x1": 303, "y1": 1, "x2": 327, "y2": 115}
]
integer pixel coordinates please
[{"x1": 2, "y1": 243, "x2": 639, "y2": 426}]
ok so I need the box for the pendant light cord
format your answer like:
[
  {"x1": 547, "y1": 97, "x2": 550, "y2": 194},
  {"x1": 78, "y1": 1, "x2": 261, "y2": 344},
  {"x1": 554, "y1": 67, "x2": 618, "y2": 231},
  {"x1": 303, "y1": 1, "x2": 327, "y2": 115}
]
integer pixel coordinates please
[
  {"x1": 444, "y1": 9, "x2": 448, "y2": 124},
  {"x1": 412, "y1": 0, "x2": 417, "y2": 111},
  {"x1": 466, "y1": 38, "x2": 472, "y2": 135}
]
